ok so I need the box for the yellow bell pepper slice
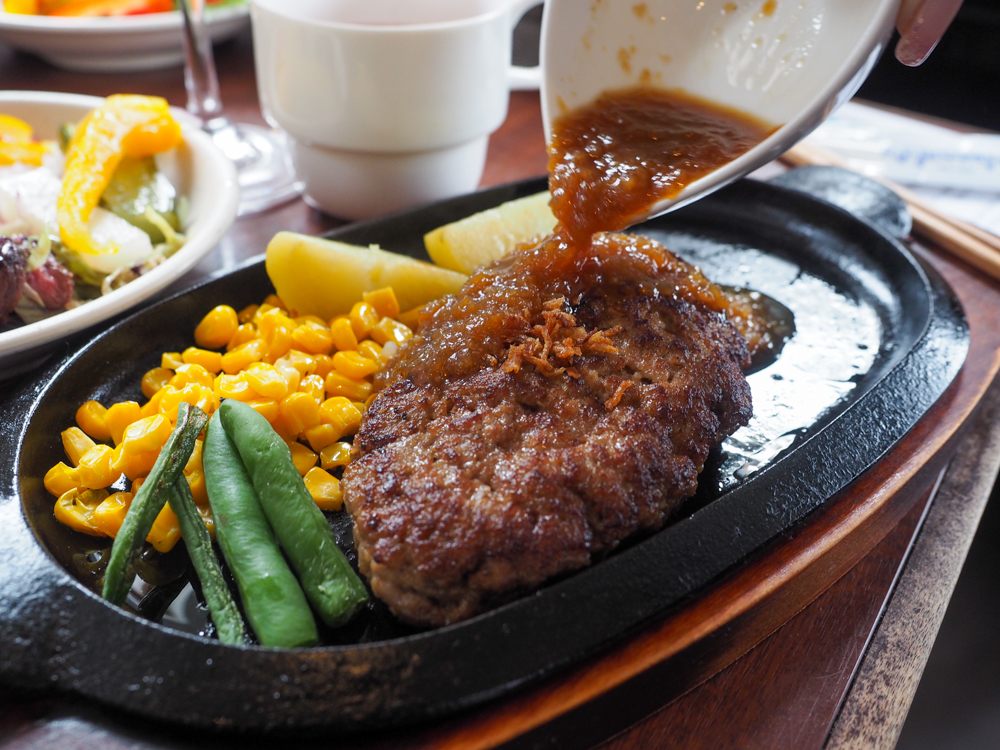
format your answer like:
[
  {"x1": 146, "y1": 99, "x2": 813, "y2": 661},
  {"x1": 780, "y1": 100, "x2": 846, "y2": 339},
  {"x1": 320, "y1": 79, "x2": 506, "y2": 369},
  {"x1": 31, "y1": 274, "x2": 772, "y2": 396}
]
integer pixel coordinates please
[
  {"x1": 0, "y1": 114, "x2": 47, "y2": 166},
  {"x1": 0, "y1": 114, "x2": 34, "y2": 143},
  {"x1": 1, "y1": 1, "x2": 39, "y2": 16},
  {"x1": 57, "y1": 94, "x2": 182, "y2": 258}
]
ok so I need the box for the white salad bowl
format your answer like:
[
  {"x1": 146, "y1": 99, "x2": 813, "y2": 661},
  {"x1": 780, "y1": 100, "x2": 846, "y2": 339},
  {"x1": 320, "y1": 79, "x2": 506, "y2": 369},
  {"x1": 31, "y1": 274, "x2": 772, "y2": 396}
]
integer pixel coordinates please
[
  {"x1": 0, "y1": 2, "x2": 248, "y2": 72},
  {"x1": 0, "y1": 91, "x2": 238, "y2": 377},
  {"x1": 540, "y1": 0, "x2": 901, "y2": 224}
]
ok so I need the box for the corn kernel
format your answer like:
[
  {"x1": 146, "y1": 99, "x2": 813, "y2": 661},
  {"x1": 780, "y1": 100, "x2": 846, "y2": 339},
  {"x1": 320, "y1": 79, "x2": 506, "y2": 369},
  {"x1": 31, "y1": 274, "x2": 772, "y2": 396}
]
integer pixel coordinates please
[
  {"x1": 356, "y1": 340, "x2": 384, "y2": 363},
  {"x1": 323, "y1": 371, "x2": 373, "y2": 401},
  {"x1": 257, "y1": 307, "x2": 295, "y2": 362},
  {"x1": 244, "y1": 362, "x2": 289, "y2": 400},
  {"x1": 349, "y1": 301, "x2": 379, "y2": 340},
  {"x1": 369, "y1": 317, "x2": 413, "y2": 347},
  {"x1": 252, "y1": 302, "x2": 275, "y2": 322},
  {"x1": 398, "y1": 306, "x2": 423, "y2": 330},
  {"x1": 106, "y1": 401, "x2": 142, "y2": 445},
  {"x1": 214, "y1": 372, "x2": 254, "y2": 401},
  {"x1": 313, "y1": 354, "x2": 335, "y2": 379},
  {"x1": 303, "y1": 423, "x2": 341, "y2": 452},
  {"x1": 246, "y1": 399, "x2": 280, "y2": 425},
  {"x1": 194, "y1": 305, "x2": 238, "y2": 350},
  {"x1": 362, "y1": 287, "x2": 401, "y2": 319},
  {"x1": 170, "y1": 362, "x2": 214, "y2": 389},
  {"x1": 263, "y1": 293, "x2": 286, "y2": 311},
  {"x1": 221, "y1": 338, "x2": 266, "y2": 374},
  {"x1": 276, "y1": 350, "x2": 317, "y2": 376},
  {"x1": 169, "y1": 364, "x2": 215, "y2": 388},
  {"x1": 237, "y1": 304, "x2": 258, "y2": 324},
  {"x1": 227, "y1": 323, "x2": 257, "y2": 351},
  {"x1": 120, "y1": 414, "x2": 172, "y2": 455},
  {"x1": 147, "y1": 503, "x2": 181, "y2": 552},
  {"x1": 111, "y1": 444, "x2": 159, "y2": 481},
  {"x1": 273, "y1": 358, "x2": 302, "y2": 394},
  {"x1": 320, "y1": 441, "x2": 353, "y2": 471},
  {"x1": 76, "y1": 444, "x2": 118, "y2": 489},
  {"x1": 75, "y1": 400, "x2": 111, "y2": 442},
  {"x1": 279, "y1": 392, "x2": 321, "y2": 436},
  {"x1": 159, "y1": 384, "x2": 219, "y2": 422},
  {"x1": 303, "y1": 467, "x2": 343, "y2": 511},
  {"x1": 185, "y1": 439, "x2": 203, "y2": 475},
  {"x1": 161, "y1": 351, "x2": 183, "y2": 370},
  {"x1": 139, "y1": 389, "x2": 165, "y2": 419},
  {"x1": 54, "y1": 488, "x2": 107, "y2": 536},
  {"x1": 185, "y1": 470, "x2": 208, "y2": 506},
  {"x1": 319, "y1": 396, "x2": 362, "y2": 437},
  {"x1": 140, "y1": 367, "x2": 173, "y2": 400},
  {"x1": 292, "y1": 320, "x2": 334, "y2": 355},
  {"x1": 329, "y1": 316, "x2": 359, "y2": 351},
  {"x1": 287, "y1": 441, "x2": 318, "y2": 476},
  {"x1": 45, "y1": 462, "x2": 80, "y2": 496},
  {"x1": 299, "y1": 374, "x2": 325, "y2": 402},
  {"x1": 295, "y1": 314, "x2": 326, "y2": 326},
  {"x1": 332, "y1": 350, "x2": 379, "y2": 379},
  {"x1": 61, "y1": 427, "x2": 96, "y2": 466},
  {"x1": 182, "y1": 347, "x2": 224, "y2": 374},
  {"x1": 91, "y1": 491, "x2": 132, "y2": 537}
]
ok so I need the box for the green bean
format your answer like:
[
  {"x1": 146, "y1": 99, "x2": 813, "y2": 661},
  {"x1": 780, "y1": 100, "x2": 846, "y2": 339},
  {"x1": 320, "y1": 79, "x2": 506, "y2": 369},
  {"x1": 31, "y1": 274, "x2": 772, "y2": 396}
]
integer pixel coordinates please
[
  {"x1": 203, "y1": 413, "x2": 318, "y2": 647},
  {"x1": 218, "y1": 400, "x2": 368, "y2": 627},
  {"x1": 166, "y1": 476, "x2": 247, "y2": 646},
  {"x1": 102, "y1": 402, "x2": 208, "y2": 605}
]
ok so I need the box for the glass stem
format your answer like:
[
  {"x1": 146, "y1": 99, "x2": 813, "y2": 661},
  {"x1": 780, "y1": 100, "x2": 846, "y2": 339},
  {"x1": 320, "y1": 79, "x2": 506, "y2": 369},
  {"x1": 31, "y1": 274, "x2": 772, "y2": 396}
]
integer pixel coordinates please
[{"x1": 178, "y1": 0, "x2": 224, "y2": 123}]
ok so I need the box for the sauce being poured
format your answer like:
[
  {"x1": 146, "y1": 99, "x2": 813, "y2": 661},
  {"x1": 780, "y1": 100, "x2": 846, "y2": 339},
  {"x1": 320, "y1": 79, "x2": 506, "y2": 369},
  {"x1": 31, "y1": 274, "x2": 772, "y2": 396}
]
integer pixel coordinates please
[{"x1": 547, "y1": 87, "x2": 774, "y2": 244}]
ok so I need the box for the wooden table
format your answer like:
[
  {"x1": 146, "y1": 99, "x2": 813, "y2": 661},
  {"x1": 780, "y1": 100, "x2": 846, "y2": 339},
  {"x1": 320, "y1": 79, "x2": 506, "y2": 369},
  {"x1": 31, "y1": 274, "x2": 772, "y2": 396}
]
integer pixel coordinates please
[{"x1": 2, "y1": 30, "x2": 999, "y2": 750}]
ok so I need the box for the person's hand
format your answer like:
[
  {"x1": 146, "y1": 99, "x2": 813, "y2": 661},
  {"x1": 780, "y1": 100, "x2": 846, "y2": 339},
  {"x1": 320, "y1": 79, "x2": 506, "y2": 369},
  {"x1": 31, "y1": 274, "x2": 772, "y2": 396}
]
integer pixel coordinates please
[{"x1": 895, "y1": 0, "x2": 964, "y2": 66}]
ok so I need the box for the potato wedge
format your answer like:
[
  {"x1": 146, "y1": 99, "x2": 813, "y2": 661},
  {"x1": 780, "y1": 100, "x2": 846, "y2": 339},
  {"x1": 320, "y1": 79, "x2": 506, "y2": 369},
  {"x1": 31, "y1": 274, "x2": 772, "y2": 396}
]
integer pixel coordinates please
[
  {"x1": 265, "y1": 232, "x2": 467, "y2": 320},
  {"x1": 423, "y1": 191, "x2": 556, "y2": 274}
]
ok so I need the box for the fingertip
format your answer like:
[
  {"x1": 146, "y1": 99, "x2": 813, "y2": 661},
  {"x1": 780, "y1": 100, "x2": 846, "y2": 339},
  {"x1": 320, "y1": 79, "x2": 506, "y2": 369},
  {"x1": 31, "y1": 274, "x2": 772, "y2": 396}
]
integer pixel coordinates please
[{"x1": 894, "y1": 35, "x2": 937, "y2": 67}]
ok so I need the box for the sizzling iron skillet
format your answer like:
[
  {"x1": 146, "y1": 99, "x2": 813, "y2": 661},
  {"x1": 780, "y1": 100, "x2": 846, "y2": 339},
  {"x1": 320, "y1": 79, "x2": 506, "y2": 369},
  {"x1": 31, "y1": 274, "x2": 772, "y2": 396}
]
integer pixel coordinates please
[{"x1": 0, "y1": 173, "x2": 968, "y2": 732}]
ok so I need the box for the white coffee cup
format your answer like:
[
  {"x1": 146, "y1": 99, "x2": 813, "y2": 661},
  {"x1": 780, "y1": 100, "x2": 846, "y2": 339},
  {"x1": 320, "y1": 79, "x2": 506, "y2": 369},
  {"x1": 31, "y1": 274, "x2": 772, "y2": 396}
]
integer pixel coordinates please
[{"x1": 250, "y1": 0, "x2": 542, "y2": 220}]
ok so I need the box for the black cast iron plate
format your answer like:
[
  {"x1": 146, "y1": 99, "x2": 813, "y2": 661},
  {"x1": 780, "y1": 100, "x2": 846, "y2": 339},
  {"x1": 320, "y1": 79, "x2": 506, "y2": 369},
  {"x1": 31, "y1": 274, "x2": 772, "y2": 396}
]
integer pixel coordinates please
[{"x1": 0, "y1": 176, "x2": 969, "y2": 733}]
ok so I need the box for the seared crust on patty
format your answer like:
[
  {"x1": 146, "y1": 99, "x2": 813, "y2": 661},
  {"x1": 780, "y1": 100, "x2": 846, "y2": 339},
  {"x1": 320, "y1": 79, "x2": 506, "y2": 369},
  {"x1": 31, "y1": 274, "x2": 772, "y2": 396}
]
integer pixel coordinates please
[{"x1": 343, "y1": 233, "x2": 752, "y2": 626}]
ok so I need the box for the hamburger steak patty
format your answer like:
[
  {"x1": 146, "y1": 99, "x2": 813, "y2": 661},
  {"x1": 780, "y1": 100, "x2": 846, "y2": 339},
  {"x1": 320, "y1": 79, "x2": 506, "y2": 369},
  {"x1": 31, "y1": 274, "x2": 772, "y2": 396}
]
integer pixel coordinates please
[{"x1": 342, "y1": 232, "x2": 753, "y2": 626}]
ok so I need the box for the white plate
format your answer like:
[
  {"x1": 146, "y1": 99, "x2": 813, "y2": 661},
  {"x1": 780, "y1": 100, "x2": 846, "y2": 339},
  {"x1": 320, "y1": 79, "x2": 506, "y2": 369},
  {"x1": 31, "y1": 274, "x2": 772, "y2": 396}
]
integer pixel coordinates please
[
  {"x1": 0, "y1": 91, "x2": 238, "y2": 377},
  {"x1": 0, "y1": 3, "x2": 248, "y2": 72}
]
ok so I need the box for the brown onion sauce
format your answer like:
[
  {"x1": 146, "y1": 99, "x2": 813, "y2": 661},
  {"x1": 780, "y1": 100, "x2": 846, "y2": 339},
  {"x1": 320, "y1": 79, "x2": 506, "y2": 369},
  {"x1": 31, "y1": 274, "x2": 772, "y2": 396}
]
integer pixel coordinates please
[
  {"x1": 548, "y1": 87, "x2": 775, "y2": 245},
  {"x1": 397, "y1": 87, "x2": 781, "y2": 384}
]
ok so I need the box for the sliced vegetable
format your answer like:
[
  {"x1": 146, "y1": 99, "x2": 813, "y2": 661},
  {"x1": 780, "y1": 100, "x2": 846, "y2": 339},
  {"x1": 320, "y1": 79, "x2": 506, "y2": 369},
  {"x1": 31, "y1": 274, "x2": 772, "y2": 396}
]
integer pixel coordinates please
[
  {"x1": 0, "y1": 113, "x2": 47, "y2": 166},
  {"x1": 101, "y1": 401, "x2": 207, "y2": 605},
  {"x1": 100, "y1": 156, "x2": 180, "y2": 244},
  {"x1": 423, "y1": 190, "x2": 555, "y2": 274},
  {"x1": 218, "y1": 400, "x2": 368, "y2": 627},
  {"x1": 203, "y1": 413, "x2": 318, "y2": 648},
  {"x1": 265, "y1": 231, "x2": 467, "y2": 320},
  {"x1": 167, "y1": 476, "x2": 247, "y2": 646},
  {"x1": 57, "y1": 94, "x2": 182, "y2": 263}
]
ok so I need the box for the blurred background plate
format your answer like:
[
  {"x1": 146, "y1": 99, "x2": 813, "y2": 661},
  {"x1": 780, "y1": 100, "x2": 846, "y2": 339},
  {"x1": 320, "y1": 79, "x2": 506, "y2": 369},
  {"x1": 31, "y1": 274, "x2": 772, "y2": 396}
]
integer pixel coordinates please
[
  {"x1": 0, "y1": 2, "x2": 247, "y2": 72},
  {"x1": 0, "y1": 91, "x2": 237, "y2": 378}
]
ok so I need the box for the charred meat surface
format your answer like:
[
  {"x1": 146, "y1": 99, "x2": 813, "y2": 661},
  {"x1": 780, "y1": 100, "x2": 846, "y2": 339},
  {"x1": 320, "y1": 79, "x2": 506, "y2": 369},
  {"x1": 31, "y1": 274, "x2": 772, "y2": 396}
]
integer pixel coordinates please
[{"x1": 343, "y1": 232, "x2": 753, "y2": 626}]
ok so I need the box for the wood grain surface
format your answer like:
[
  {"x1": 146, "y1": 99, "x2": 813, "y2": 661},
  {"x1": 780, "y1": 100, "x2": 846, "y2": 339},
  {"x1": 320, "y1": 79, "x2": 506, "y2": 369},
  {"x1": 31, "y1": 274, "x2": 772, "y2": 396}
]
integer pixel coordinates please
[{"x1": 1, "y1": 29, "x2": 998, "y2": 750}]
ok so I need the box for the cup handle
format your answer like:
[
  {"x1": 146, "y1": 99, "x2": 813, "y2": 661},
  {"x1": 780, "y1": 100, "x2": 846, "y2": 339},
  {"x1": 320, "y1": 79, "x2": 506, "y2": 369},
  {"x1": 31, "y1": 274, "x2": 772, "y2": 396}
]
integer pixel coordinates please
[{"x1": 507, "y1": 0, "x2": 543, "y2": 91}]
